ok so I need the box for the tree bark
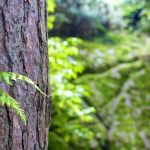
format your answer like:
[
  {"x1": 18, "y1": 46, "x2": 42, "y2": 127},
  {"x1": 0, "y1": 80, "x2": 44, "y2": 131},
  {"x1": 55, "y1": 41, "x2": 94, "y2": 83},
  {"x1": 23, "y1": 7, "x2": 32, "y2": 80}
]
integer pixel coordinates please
[{"x1": 0, "y1": 0, "x2": 50, "y2": 149}]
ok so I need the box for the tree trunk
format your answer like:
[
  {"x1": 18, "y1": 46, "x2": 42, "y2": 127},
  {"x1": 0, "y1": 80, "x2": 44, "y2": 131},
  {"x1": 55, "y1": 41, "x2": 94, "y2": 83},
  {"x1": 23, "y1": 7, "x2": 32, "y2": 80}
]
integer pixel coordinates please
[{"x1": 0, "y1": 0, "x2": 50, "y2": 149}]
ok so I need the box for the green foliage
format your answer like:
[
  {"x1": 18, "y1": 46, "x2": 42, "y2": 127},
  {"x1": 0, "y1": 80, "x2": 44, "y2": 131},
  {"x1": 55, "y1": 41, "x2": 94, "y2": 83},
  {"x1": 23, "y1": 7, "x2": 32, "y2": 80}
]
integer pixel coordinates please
[
  {"x1": 49, "y1": 37, "x2": 84, "y2": 79},
  {"x1": 48, "y1": 0, "x2": 150, "y2": 149},
  {"x1": 47, "y1": 0, "x2": 56, "y2": 30},
  {"x1": 48, "y1": 133, "x2": 69, "y2": 150},
  {"x1": 122, "y1": 0, "x2": 150, "y2": 32},
  {"x1": 47, "y1": 0, "x2": 103, "y2": 149},
  {"x1": 48, "y1": 37, "x2": 96, "y2": 149},
  {"x1": 0, "y1": 72, "x2": 47, "y2": 125},
  {"x1": 76, "y1": 32, "x2": 150, "y2": 149}
]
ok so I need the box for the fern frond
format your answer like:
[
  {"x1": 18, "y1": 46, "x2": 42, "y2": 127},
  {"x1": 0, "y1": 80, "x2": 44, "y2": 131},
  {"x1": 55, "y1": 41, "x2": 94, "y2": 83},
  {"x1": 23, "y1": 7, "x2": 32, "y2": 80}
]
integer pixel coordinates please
[
  {"x1": 0, "y1": 71, "x2": 48, "y2": 125},
  {"x1": 0, "y1": 89, "x2": 26, "y2": 125},
  {"x1": 0, "y1": 72, "x2": 48, "y2": 97}
]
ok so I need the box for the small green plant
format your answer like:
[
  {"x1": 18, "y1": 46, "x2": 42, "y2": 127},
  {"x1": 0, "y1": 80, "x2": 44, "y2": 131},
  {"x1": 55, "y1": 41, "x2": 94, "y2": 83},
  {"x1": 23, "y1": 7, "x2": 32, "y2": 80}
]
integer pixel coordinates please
[{"x1": 0, "y1": 72, "x2": 47, "y2": 125}]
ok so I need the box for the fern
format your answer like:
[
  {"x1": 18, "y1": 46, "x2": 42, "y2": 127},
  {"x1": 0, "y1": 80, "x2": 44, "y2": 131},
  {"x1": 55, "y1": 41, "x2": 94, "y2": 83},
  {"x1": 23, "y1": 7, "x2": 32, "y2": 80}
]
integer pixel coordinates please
[
  {"x1": 0, "y1": 89, "x2": 26, "y2": 125},
  {"x1": 0, "y1": 72, "x2": 47, "y2": 96},
  {"x1": 0, "y1": 72, "x2": 47, "y2": 125}
]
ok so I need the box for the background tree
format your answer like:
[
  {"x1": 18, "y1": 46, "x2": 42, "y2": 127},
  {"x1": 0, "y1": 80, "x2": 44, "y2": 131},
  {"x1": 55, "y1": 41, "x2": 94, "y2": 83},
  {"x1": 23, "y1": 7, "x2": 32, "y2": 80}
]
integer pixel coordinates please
[{"x1": 0, "y1": 0, "x2": 50, "y2": 149}]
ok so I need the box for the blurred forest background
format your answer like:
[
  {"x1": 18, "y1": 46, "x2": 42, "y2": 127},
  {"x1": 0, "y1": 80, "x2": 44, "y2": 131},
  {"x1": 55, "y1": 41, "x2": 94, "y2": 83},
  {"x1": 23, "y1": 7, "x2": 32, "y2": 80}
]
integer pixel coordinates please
[{"x1": 48, "y1": 0, "x2": 150, "y2": 149}]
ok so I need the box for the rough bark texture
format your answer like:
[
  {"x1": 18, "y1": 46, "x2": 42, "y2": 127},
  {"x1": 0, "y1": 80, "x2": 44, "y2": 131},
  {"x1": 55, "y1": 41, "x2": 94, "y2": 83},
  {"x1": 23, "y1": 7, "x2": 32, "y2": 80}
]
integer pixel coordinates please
[{"x1": 0, "y1": 0, "x2": 50, "y2": 149}]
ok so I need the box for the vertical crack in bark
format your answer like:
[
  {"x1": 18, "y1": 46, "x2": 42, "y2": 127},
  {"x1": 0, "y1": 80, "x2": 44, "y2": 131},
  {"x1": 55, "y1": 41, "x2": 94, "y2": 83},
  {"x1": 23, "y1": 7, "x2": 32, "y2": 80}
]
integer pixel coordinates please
[
  {"x1": 5, "y1": 106, "x2": 13, "y2": 150},
  {"x1": 21, "y1": 2, "x2": 27, "y2": 150},
  {"x1": 37, "y1": 0, "x2": 44, "y2": 149}
]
